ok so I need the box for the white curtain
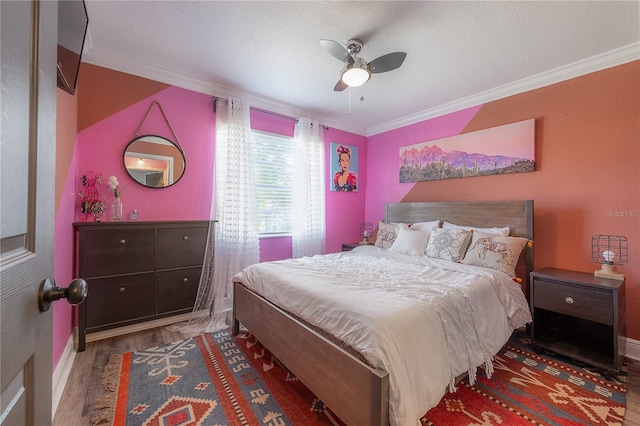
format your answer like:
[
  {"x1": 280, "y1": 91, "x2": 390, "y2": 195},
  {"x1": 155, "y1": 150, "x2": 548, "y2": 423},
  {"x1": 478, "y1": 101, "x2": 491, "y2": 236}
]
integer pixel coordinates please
[
  {"x1": 291, "y1": 117, "x2": 326, "y2": 258},
  {"x1": 173, "y1": 97, "x2": 260, "y2": 333}
]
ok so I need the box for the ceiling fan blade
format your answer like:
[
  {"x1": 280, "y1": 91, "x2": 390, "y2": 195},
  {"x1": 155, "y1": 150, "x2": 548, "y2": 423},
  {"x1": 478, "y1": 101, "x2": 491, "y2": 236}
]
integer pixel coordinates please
[
  {"x1": 320, "y1": 39, "x2": 353, "y2": 63},
  {"x1": 368, "y1": 52, "x2": 407, "y2": 74},
  {"x1": 333, "y1": 79, "x2": 348, "y2": 92}
]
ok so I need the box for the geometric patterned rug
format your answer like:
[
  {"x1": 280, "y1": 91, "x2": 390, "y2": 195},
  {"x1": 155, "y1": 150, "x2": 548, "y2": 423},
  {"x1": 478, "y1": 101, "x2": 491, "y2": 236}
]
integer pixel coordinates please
[
  {"x1": 422, "y1": 330, "x2": 627, "y2": 426},
  {"x1": 92, "y1": 328, "x2": 627, "y2": 426},
  {"x1": 91, "y1": 329, "x2": 332, "y2": 425}
]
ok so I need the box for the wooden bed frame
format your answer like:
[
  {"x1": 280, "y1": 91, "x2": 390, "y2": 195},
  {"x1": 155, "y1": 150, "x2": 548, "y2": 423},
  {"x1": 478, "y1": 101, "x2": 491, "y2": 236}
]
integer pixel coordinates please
[{"x1": 232, "y1": 200, "x2": 533, "y2": 426}]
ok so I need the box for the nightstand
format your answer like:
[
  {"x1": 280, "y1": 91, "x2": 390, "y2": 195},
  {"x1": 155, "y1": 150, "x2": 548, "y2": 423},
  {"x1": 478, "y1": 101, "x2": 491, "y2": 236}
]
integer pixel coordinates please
[
  {"x1": 341, "y1": 242, "x2": 360, "y2": 252},
  {"x1": 530, "y1": 267, "x2": 626, "y2": 372}
]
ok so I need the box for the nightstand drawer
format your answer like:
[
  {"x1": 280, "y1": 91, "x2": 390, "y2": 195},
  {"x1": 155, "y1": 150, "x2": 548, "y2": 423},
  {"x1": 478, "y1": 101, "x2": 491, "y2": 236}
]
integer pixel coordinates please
[{"x1": 533, "y1": 278, "x2": 613, "y2": 325}]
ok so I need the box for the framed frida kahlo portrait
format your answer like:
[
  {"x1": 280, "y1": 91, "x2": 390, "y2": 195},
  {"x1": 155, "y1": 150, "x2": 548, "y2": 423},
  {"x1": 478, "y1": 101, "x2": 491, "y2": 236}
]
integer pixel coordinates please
[{"x1": 330, "y1": 142, "x2": 358, "y2": 192}]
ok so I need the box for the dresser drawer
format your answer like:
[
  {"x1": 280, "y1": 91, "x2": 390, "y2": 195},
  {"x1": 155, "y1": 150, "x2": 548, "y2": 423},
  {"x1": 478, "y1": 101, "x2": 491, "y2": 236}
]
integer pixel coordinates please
[
  {"x1": 156, "y1": 267, "x2": 201, "y2": 314},
  {"x1": 85, "y1": 273, "x2": 155, "y2": 328},
  {"x1": 157, "y1": 226, "x2": 207, "y2": 270},
  {"x1": 533, "y1": 278, "x2": 614, "y2": 325},
  {"x1": 85, "y1": 229, "x2": 155, "y2": 277}
]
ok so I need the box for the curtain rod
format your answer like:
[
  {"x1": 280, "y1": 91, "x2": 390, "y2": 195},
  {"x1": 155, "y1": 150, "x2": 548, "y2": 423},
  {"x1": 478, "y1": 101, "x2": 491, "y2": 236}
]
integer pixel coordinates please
[{"x1": 212, "y1": 96, "x2": 329, "y2": 130}]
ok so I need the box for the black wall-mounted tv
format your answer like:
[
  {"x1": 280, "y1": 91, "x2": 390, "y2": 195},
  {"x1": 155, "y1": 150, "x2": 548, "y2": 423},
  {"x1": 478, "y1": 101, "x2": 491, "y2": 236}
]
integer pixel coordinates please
[{"x1": 57, "y1": 0, "x2": 88, "y2": 95}]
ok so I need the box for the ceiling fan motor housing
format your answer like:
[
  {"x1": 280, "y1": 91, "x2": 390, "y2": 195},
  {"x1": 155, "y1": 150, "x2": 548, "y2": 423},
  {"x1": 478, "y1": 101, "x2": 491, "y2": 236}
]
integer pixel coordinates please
[{"x1": 346, "y1": 39, "x2": 364, "y2": 58}]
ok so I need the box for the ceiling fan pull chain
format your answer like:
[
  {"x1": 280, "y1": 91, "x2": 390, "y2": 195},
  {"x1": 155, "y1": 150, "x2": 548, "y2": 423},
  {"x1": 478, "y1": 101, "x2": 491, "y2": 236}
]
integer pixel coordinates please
[{"x1": 348, "y1": 87, "x2": 352, "y2": 116}]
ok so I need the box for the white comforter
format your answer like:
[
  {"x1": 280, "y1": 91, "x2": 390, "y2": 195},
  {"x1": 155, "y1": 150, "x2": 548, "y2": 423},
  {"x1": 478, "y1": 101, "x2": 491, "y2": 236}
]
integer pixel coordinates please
[{"x1": 233, "y1": 245, "x2": 532, "y2": 426}]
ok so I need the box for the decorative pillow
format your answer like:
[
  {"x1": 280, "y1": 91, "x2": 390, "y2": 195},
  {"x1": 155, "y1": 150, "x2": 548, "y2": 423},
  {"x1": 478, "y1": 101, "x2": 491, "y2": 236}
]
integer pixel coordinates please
[
  {"x1": 442, "y1": 220, "x2": 510, "y2": 236},
  {"x1": 425, "y1": 228, "x2": 472, "y2": 262},
  {"x1": 461, "y1": 231, "x2": 529, "y2": 277},
  {"x1": 374, "y1": 222, "x2": 408, "y2": 249},
  {"x1": 389, "y1": 228, "x2": 432, "y2": 256},
  {"x1": 409, "y1": 220, "x2": 440, "y2": 233}
]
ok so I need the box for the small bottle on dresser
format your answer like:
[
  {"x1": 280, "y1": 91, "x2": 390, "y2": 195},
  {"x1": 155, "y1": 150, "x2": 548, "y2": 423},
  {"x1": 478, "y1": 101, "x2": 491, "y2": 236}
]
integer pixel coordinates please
[{"x1": 130, "y1": 209, "x2": 138, "y2": 221}]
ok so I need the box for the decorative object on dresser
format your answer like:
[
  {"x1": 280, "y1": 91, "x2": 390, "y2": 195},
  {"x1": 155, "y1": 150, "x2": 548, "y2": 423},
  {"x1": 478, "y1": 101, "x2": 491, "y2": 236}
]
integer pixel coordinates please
[
  {"x1": 106, "y1": 175, "x2": 124, "y2": 222},
  {"x1": 74, "y1": 221, "x2": 209, "y2": 351},
  {"x1": 530, "y1": 267, "x2": 626, "y2": 372},
  {"x1": 592, "y1": 234, "x2": 628, "y2": 280},
  {"x1": 78, "y1": 172, "x2": 107, "y2": 222}
]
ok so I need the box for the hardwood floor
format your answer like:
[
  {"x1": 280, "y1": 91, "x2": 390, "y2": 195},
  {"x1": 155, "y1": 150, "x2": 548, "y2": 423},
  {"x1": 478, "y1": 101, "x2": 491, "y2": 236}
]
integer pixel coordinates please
[{"x1": 54, "y1": 327, "x2": 640, "y2": 425}]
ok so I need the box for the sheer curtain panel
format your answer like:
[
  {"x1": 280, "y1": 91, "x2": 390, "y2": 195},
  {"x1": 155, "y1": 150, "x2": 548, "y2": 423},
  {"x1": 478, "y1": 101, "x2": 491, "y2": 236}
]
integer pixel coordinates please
[
  {"x1": 291, "y1": 117, "x2": 326, "y2": 258},
  {"x1": 176, "y1": 97, "x2": 260, "y2": 333}
]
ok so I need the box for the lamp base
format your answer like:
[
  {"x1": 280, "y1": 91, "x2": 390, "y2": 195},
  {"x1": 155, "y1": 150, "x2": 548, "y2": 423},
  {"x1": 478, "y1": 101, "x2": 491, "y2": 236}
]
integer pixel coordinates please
[
  {"x1": 594, "y1": 264, "x2": 624, "y2": 280},
  {"x1": 359, "y1": 238, "x2": 372, "y2": 245}
]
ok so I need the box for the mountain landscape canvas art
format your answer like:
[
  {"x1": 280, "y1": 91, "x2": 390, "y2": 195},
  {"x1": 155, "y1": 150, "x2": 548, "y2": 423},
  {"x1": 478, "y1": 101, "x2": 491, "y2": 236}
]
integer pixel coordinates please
[{"x1": 399, "y1": 119, "x2": 535, "y2": 183}]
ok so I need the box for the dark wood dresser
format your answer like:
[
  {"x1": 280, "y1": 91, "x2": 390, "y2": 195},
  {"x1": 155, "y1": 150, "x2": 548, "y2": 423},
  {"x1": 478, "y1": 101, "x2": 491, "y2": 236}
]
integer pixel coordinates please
[
  {"x1": 530, "y1": 267, "x2": 626, "y2": 372},
  {"x1": 74, "y1": 221, "x2": 210, "y2": 351}
]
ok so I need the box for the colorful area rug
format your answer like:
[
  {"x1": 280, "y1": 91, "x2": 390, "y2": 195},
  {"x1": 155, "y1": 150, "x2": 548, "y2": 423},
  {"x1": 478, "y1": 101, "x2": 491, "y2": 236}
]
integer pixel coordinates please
[
  {"x1": 92, "y1": 329, "x2": 332, "y2": 425},
  {"x1": 422, "y1": 331, "x2": 627, "y2": 425},
  {"x1": 93, "y1": 329, "x2": 626, "y2": 426}
]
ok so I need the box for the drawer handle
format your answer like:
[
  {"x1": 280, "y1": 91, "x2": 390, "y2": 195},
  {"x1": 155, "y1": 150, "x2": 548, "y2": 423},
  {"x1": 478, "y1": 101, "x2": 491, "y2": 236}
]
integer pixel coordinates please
[
  {"x1": 183, "y1": 235, "x2": 189, "y2": 240},
  {"x1": 565, "y1": 296, "x2": 574, "y2": 304},
  {"x1": 119, "y1": 286, "x2": 126, "y2": 292},
  {"x1": 182, "y1": 277, "x2": 189, "y2": 283},
  {"x1": 119, "y1": 239, "x2": 126, "y2": 245}
]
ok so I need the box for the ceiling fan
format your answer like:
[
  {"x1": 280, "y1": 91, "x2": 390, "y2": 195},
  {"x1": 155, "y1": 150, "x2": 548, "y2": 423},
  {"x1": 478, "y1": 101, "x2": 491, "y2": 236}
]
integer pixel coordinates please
[{"x1": 319, "y1": 38, "x2": 407, "y2": 92}]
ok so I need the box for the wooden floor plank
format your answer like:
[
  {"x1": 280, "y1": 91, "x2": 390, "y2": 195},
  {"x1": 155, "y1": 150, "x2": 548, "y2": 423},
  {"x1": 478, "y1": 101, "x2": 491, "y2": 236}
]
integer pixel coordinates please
[{"x1": 53, "y1": 327, "x2": 640, "y2": 425}]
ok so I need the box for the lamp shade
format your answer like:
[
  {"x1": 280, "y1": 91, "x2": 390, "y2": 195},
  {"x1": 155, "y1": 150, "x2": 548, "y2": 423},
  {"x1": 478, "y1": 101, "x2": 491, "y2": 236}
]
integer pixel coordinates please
[
  {"x1": 591, "y1": 235, "x2": 628, "y2": 265},
  {"x1": 341, "y1": 58, "x2": 371, "y2": 87},
  {"x1": 591, "y1": 234, "x2": 628, "y2": 280}
]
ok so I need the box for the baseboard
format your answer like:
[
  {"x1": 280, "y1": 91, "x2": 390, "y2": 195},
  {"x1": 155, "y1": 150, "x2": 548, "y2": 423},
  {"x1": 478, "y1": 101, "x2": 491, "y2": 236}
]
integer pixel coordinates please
[
  {"x1": 626, "y1": 336, "x2": 640, "y2": 361},
  {"x1": 85, "y1": 312, "x2": 194, "y2": 343},
  {"x1": 52, "y1": 333, "x2": 76, "y2": 420}
]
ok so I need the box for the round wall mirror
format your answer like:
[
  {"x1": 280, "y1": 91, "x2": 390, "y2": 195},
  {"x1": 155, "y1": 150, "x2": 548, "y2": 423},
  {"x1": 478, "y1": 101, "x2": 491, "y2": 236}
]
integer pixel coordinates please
[{"x1": 123, "y1": 135, "x2": 186, "y2": 188}]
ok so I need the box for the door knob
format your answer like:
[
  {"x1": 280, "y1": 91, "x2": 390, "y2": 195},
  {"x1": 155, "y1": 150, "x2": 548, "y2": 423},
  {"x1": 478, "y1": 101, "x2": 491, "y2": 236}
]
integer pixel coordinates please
[{"x1": 38, "y1": 278, "x2": 88, "y2": 312}]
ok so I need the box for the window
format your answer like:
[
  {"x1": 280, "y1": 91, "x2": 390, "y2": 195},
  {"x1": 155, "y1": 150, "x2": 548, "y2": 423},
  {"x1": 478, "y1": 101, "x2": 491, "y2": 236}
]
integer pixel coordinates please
[{"x1": 252, "y1": 130, "x2": 294, "y2": 234}]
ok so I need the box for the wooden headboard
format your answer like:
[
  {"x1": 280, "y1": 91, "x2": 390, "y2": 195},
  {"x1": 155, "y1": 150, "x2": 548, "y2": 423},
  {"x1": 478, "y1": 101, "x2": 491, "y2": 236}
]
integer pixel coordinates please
[{"x1": 385, "y1": 200, "x2": 534, "y2": 297}]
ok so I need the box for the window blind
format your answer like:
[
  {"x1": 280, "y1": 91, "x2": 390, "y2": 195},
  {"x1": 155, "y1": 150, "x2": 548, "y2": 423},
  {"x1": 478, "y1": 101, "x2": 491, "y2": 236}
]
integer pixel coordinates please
[{"x1": 252, "y1": 130, "x2": 294, "y2": 234}]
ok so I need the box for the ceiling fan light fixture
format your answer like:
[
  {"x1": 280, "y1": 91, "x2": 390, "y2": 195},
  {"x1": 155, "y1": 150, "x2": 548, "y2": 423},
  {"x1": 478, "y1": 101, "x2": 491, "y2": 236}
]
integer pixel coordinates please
[{"x1": 341, "y1": 58, "x2": 370, "y2": 87}]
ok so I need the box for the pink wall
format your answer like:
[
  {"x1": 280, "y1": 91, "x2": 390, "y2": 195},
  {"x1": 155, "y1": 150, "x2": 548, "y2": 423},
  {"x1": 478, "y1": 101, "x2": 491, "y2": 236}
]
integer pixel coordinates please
[
  {"x1": 53, "y1": 89, "x2": 80, "y2": 369},
  {"x1": 76, "y1": 87, "x2": 214, "y2": 222},
  {"x1": 324, "y1": 128, "x2": 367, "y2": 251}
]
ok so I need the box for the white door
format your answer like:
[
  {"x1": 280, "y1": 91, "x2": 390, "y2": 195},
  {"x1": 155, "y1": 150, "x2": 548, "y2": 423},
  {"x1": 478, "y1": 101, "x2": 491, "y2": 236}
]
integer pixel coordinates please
[{"x1": 1, "y1": 1, "x2": 58, "y2": 424}]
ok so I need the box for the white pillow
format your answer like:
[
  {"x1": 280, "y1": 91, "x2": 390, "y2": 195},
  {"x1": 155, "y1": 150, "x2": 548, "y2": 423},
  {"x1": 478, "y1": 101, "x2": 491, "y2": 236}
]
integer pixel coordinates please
[
  {"x1": 389, "y1": 228, "x2": 432, "y2": 256},
  {"x1": 425, "y1": 228, "x2": 472, "y2": 262},
  {"x1": 461, "y1": 231, "x2": 529, "y2": 277},
  {"x1": 374, "y1": 222, "x2": 408, "y2": 249},
  {"x1": 410, "y1": 220, "x2": 440, "y2": 233},
  {"x1": 442, "y1": 220, "x2": 510, "y2": 236}
]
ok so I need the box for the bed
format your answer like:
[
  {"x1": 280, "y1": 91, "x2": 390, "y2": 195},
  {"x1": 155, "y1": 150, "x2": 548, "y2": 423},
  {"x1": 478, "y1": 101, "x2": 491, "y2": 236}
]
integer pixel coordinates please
[{"x1": 232, "y1": 200, "x2": 533, "y2": 426}]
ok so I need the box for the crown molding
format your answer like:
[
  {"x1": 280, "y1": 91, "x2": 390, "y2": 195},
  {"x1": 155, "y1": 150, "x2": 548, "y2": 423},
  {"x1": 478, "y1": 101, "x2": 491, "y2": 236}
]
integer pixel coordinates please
[
  {"x1": 81, "y1": 48, "x2": 366, "y2": 135},
  {"x1": 82, "y1": 42, "x2": 638, "y2": 138},
  {"x1": 367, "y1": 42, "x2": 640, "y2": 136}
]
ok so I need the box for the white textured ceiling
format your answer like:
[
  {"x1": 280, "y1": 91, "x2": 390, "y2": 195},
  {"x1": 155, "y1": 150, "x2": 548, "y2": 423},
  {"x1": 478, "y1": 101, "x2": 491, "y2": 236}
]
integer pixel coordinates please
[{"x1": 82, "y1": 1, "x2": 640, "y2": 135}]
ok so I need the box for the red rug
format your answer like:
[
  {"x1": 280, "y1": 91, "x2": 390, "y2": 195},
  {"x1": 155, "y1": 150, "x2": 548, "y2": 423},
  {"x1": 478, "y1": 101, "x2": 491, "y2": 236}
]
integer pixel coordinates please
[
  {"x1": 92, "y1": 329, "x2": 332, "y2": 425},
  {"x1": 422, "y1": 331, "x2": 627, "y2": 426}
]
